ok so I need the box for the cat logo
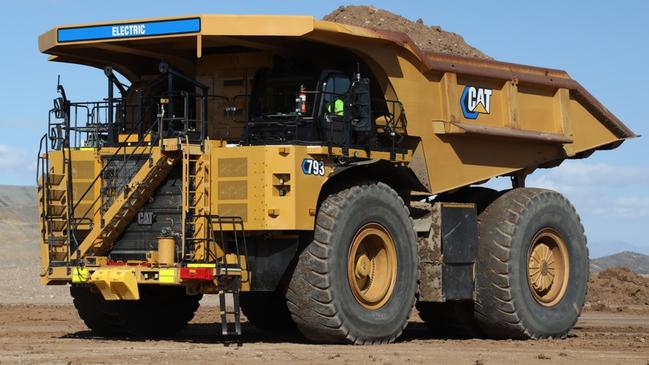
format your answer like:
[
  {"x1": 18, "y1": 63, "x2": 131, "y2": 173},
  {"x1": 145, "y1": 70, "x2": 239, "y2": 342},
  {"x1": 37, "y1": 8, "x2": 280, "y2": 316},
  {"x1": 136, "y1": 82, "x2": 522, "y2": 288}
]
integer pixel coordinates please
[{"x1": 460, "y1": 86, "x2": 493, "y2": 120}]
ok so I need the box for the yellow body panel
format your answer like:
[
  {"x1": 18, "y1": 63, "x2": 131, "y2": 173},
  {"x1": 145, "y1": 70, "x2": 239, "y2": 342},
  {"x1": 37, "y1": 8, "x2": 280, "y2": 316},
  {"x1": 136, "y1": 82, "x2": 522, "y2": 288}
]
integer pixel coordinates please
[{"x1": 208, "y1": 143, "x2": 331, "y2": 230}]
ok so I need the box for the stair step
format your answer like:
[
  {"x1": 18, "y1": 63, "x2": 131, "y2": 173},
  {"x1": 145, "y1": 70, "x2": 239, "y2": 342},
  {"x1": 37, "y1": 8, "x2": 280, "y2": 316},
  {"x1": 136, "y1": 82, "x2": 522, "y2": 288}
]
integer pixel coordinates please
[
  {"x1": 48, "y1": 205, "x2": 66, "y2": 217},
  {"x1": 47, "y1": 190, "x2": 66, "y2": 201},
  {"x1": 218, "y1": 278, "x2": 242, "y2": 336},
  {"x1": 47, "y1": 236, "x2": 69, "y2": 246},
  {"x1": 47, "y1": 173, "x2": 65, "y2": 186},
  {"x1": 49, "y1": 219, "x2": 68, "y2": 231}
]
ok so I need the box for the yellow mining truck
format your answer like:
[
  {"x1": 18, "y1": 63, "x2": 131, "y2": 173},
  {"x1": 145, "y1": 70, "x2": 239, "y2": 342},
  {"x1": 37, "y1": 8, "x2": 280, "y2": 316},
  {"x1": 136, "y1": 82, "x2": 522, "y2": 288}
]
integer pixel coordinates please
[{"x1": 37, "y1": 15, "x2": 635, "y2": 343}]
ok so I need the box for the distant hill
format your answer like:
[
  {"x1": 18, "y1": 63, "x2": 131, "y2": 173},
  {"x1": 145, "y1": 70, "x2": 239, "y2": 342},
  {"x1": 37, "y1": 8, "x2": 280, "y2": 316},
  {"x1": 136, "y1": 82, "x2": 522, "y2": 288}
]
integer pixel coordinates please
[
  {"x1": 590, "y1": 251, "x2": 649, "y2": 275},
  {"x1": 0, "y1": 185, "x2": 39, "y2": 261}
]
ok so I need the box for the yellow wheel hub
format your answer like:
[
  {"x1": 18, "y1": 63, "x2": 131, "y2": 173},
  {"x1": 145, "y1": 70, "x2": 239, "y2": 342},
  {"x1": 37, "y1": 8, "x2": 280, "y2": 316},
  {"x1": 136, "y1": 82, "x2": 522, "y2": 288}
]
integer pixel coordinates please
[
  {"x1": 527, "y1": 228, "x2": 570, "y2": 307},
  {"x1": 347, "y1": 223, "x2": 397, "y2": 310}
]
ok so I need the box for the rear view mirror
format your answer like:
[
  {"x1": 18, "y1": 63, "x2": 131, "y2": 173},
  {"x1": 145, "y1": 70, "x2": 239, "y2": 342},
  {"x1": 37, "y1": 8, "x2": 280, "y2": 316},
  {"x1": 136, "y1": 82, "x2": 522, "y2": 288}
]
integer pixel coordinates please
[
  {"x1": 53, "y1": 97, "x2": 65, "y2": 119},
  {"x1": 348, "y1": 77, "x2": 371, "y2": 131}
]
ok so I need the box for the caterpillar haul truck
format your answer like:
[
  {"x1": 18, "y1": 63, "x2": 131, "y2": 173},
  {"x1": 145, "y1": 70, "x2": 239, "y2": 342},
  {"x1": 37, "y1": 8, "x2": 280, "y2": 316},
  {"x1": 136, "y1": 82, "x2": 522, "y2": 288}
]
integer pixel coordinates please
[{"x1": 37, "y1": 15, "x2": 635, "y2": 343}]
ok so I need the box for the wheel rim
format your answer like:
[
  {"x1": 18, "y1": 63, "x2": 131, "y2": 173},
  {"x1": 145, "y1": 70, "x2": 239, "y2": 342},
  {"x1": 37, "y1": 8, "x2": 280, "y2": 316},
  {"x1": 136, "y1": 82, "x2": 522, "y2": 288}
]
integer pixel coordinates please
[
  {"x1": 526, "y1": 228, "x2": 570, "y2": 307},
  {"x1": 347, "y1": 223, "x2": 398, "y2": 310}
]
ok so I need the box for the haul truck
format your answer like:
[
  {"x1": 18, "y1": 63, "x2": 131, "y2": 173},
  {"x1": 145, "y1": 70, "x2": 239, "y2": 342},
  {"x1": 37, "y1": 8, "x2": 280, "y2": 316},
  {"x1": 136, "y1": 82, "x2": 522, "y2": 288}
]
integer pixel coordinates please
[{"x1": 36, "y1": 15, "x2": 635, "y2": 343}]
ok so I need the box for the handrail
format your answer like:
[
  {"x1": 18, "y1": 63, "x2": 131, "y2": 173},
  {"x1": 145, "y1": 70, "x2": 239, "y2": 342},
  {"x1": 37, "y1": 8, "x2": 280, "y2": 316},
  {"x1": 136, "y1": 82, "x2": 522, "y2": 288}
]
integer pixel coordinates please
[
  {"x1": 36, "y1": 134, "x2": 47, "y2": 184},
  {"x1": 36, "y1": 134, "x2": 49, "y2": 245},
  {"x1": 72, "y1": 119, "x2": 159, "y2": 227}
]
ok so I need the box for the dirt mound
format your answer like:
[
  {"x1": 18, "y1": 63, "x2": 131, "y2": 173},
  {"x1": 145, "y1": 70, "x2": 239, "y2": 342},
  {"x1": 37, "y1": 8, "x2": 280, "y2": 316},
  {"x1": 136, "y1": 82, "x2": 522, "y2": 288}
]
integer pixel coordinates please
[
  {"x1": 587, "y1": 267, "x2": 649, "y2": 312},
  {"x1": 323, "y1": 5, "x2": 490, "y2": 59}
]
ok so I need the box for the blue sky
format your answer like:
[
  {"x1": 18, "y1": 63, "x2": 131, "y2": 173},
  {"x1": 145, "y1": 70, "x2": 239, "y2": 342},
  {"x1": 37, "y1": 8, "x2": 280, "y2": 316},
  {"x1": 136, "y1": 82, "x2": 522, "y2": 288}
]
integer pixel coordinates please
[{"x1": 0, "y1": 1, "x2": 647, "y2": 257}]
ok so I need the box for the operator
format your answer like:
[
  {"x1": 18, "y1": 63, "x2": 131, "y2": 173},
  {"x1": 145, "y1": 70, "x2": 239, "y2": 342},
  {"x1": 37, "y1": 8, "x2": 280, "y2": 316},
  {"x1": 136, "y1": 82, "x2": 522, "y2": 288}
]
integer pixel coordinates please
[{"x1": 326, "y1": 97, "x2": 344, "y2": 117}]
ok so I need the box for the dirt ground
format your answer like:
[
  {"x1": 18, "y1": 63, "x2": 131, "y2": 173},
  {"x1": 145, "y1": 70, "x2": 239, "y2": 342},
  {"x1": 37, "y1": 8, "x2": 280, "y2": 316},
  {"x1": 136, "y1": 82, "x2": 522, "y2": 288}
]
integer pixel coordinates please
[{"x1": 0, "y1": 304, "x2": 647, "y2": 365}]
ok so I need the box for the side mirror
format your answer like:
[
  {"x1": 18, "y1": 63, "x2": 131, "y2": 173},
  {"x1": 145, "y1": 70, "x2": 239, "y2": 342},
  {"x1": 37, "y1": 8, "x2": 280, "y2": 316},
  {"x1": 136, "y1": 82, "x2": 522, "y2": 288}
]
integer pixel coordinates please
[
  {"x1": 53, "y1": 97, "x2": 65, "y2": 119},
  {"x1": 348, "y1": 78, "x2": 371, "y2": 131}
]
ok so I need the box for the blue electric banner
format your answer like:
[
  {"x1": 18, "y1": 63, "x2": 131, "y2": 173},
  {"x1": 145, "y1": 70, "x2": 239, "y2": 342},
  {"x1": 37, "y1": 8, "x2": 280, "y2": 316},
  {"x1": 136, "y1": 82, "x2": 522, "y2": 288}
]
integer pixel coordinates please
[{"x1": 57, "y1": 18, "x2": 201, "y2": 43}]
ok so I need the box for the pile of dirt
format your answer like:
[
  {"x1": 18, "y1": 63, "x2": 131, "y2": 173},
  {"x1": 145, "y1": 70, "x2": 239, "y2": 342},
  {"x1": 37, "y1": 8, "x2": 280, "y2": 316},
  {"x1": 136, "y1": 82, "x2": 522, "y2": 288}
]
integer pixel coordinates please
[
  {"x1": 323, "y1": 5, "x2": 490, "y2": 59},
  {"x1": 586, "y1": 267, "x2": 649, "y2": 312}
]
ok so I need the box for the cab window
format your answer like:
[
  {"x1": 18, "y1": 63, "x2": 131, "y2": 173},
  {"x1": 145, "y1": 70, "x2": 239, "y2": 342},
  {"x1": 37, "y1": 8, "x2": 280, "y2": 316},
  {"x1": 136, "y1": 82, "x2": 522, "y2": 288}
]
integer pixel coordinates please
[{"x1": 322, "y1": 74, "x2": 350, "y2": 117}]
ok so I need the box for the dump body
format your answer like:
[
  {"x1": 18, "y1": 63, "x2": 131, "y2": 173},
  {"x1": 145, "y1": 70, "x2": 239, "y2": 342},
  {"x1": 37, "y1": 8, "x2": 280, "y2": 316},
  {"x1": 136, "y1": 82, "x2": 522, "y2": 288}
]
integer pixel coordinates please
[
  {"x1": 38, "y1": 15, "x2": 635, "y2": 194},
  {"x1": 35, "y1": 14, "x2": 635, "y2": 341}
]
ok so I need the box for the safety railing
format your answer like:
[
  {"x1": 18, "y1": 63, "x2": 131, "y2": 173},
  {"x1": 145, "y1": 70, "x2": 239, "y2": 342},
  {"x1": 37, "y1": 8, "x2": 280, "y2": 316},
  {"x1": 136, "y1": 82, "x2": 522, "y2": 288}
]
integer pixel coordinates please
[
  {"x1": 244, "y1": 88, "x2": 408, "y2": 159},
  {"x1": 70, "y1": 119, "x2": 160, "y2": 240}
]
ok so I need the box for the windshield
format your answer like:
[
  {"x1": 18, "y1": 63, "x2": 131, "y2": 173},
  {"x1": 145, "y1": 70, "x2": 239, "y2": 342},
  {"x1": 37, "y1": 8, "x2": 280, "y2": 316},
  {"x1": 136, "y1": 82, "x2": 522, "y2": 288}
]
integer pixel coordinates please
[
  {"x1": 322, "y1": 73, "x2": 351, "y2": 117},
  {"x1": 250, "y1": 73, "x2": 316, "y2": 117}
]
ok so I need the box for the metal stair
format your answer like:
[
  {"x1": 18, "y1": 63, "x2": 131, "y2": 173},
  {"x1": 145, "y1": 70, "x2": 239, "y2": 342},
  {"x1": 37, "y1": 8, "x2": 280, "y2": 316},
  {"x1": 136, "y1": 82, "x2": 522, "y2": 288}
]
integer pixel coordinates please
[
  {"x1": 71, "y1": 149, "x2": 178, "y2": 260},
  {"x1": 37, "y1": 135, "x2": 76, "y2": 265},
  {"x1": 218, "y1": 277, "x2": 242, "y2": 336},
  {"x1": 182, "y1": 146, "x2": 207, "y2": 261},
  {"x1": 38, "y1": 172, "x2": 70, "y2": 262},
  {"x1": 209, "y1": 216, "x2": 248, "y2": 336}
]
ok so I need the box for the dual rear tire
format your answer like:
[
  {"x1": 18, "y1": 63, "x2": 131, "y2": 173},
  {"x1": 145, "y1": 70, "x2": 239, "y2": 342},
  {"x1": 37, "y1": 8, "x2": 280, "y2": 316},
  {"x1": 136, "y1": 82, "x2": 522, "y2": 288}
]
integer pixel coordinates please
[
  {"x1": 70, "y1": 285, "x2": 202, "y2": 337},
  {"x1": 417, "y1": 187, "x2": 589, "y2": 339}
]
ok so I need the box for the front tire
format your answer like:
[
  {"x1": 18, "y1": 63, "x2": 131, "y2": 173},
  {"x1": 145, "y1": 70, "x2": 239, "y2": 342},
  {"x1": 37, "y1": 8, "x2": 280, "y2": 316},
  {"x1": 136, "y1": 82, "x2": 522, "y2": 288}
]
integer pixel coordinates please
[
  {"x1": 473, "y1": 188, "x2": 588, "y2": 339},
  {"x1": 286, "y1": 182, "x2": 418, "y2": 344}
]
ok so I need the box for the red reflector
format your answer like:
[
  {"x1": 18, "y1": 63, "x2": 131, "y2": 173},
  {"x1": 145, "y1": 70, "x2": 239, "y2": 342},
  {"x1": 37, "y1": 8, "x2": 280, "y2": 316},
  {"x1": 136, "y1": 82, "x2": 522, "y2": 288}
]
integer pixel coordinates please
[{"x1": 180, "y1": 267, "x2": 214, "y2": 281}]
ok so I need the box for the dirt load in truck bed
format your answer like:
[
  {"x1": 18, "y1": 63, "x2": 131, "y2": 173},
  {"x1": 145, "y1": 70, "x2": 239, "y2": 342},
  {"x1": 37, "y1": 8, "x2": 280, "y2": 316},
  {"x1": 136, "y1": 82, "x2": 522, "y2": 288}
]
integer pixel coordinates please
[{"x1": 323, "y1": 5, "x2": 491, "y2": 59}]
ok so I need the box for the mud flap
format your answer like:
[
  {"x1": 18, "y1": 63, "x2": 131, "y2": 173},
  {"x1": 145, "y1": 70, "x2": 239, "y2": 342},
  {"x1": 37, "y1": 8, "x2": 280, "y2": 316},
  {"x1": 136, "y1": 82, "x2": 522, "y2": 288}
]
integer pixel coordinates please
[{"x1": 416, "y1": 202, "x2": 478, "y2": 302}]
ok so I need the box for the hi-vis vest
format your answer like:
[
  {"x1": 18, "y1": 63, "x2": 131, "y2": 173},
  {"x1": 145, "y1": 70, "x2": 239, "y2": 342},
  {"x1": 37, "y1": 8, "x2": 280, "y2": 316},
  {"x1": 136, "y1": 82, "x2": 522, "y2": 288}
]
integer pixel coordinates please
[{"x1": 327, "y1": 99, "x2": 344, "y2": 116}]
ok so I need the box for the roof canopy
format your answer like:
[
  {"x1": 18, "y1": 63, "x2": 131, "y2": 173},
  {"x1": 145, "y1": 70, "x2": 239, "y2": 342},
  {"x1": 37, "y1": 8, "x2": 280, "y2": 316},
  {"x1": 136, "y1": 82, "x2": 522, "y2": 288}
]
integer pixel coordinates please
[{"x1": 38, "y1": 14, "x2": 635, "y2": 139}]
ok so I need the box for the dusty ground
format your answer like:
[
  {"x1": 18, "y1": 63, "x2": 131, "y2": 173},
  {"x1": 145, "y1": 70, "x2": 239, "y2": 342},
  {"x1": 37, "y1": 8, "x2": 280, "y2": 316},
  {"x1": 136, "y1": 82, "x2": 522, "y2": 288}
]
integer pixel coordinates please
[{"x1": 0, "y1": 304, "x2": 647, "y2": 365}]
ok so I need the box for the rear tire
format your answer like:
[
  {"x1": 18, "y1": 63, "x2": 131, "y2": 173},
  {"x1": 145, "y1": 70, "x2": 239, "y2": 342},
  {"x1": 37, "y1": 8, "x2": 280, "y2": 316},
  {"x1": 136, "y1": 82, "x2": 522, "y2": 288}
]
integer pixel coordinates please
[
  {"x1": 70, "y1": 285, "x2": 128, "y2": 337},
  {"x1": 240, "y1": 290, "x2": 295, "y2": 330},
  {"x1": 473, "y1": 188, "x2": 588, "y2": 339},
  {"x1": 119, "y1": 285, "x2": 202, "y2": 337},
  {"x1": 286, "y1": 182, "x2": 418, "y2": 344},
  {"x1": 70, "y1": 285, "x2": 202, "y2": 337}
]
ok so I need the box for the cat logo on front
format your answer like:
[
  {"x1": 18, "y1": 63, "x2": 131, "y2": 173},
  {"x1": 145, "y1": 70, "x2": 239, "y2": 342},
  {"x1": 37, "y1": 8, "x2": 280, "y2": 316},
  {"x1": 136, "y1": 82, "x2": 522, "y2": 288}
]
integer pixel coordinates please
[{"x1": 460, "y1": 86, "x2": 493, "y2": 120}]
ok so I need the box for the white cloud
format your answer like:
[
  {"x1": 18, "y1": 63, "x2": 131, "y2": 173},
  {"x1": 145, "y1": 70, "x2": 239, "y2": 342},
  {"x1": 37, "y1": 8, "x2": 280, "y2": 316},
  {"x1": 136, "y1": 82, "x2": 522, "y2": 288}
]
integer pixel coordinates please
[
  {"x1": 529, "y1": 161, "x2": 649, "y2": 189},
  {"x1": 603, "y1": 196, "x2": 649, "y2": 218},
  {"x1": 526, "y1": 161, "x2": 649, "y2": 218},
  {"x1": 0, "y1": 144, "x2": 37, "y2": 185},
  {"x1": 487, "y1": 160, "x2": 649, "y2": 257}
]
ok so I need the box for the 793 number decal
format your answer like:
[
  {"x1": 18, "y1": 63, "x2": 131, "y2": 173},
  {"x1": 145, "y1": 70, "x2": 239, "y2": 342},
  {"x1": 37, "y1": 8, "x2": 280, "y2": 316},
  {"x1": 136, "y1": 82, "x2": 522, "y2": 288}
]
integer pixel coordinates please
[{"x1": 301, "y1": 158, "x2": 325, "y2": 176}]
